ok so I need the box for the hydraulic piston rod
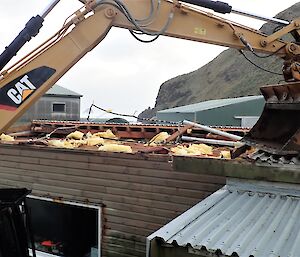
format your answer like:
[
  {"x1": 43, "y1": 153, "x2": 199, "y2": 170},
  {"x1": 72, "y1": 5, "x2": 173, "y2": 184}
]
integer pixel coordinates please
[
  {"x1": 40, "y1": 0, "x2": 61, "y2": 19},
  {"x1": 231, "y1": 8, "x2": 289, "y2": 25},
  {"x1": 0, "y1": 0, "x2": 61, "y2": 71},
  {"x1": 180, "y1": 0, "x2": 289, "y2": 25}
]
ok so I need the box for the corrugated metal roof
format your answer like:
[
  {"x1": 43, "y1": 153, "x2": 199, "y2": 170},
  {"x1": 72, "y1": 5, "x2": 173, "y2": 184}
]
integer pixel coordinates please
[
  {"x1": 147, "y1": 178, "x2": 300, "y2": 257},
  {"x1": 249, "y1": 150, "x2": 300, "y2": 165},
  {"x1": 46, "y1": 84, "x2": 82, "y2": 97},
  {"x1": 158, "y1": 96, "x2": 263, "y2": 113}
]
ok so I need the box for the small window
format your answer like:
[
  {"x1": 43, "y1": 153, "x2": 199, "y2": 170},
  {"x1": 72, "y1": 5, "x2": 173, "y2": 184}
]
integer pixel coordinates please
[{"x1": 52, "y1": 103, "x2": 66, "y2": 113}]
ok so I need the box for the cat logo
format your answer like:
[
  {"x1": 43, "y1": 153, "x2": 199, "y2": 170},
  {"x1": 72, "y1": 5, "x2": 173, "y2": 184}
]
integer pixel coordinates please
[
  {"x1": 0, "y1": 66, "x2": 56, "y2": 111},
  {"x1": 7, "y1": 75, "x2": 36, "y2": 105}
]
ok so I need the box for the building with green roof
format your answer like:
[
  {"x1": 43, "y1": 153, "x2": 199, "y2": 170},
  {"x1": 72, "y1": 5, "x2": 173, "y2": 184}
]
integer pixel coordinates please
[
  {"x1": 19, "y1": 84, "x2": 82, "y2": 123},
  {"x1": 157, "y1": 96, "x2": 265, "y2": 127}
]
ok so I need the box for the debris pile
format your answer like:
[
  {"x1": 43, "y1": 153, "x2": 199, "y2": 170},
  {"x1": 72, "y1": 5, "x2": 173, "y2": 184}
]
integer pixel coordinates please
[
  {"x1": 1, "y1": 120, "x2": 296, "y2": 164},
  {"x1": 0, "y1": 121, "x2": 246, "y2": 159},
  {"x1": 42, "y1": 128, "x2": 233, "y2": 158}
]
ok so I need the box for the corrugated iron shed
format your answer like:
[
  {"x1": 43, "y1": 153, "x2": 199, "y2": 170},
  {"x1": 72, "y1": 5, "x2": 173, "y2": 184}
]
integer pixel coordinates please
[
  {"x1": 156, "y1": 96, "x2": 264, "y2": 126},
  {"x1": 17, "y1": 85, "x2": 82, "y2": 123},
  {"x1": 147, "y1": 178, "x2": 300, "y2": 257}
]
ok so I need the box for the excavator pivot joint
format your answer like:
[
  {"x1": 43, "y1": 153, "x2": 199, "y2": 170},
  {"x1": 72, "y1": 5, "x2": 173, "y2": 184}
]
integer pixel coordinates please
[{"x1": 105, "y1": 8, "x2": 117, "y2": 19}]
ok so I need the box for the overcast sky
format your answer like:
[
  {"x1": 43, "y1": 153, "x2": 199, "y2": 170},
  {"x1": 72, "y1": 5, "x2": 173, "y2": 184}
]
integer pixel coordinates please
[{"x1": 0, "y1": 0, "x2": 299, "y2": 120}]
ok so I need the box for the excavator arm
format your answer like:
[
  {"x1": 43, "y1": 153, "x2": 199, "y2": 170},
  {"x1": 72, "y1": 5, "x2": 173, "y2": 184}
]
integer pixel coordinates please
[{"x1": 0, "y1": 0, "x2": 299, "y2": 154}]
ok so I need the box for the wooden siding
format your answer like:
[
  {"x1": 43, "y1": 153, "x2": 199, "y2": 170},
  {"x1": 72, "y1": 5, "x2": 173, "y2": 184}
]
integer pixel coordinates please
[{"x1": 0, "y1": 144, "x2": 225, "y2": 257}]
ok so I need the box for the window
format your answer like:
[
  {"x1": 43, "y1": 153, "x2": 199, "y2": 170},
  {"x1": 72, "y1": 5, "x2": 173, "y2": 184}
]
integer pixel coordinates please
[
  {"x1": 27, "y1": 196, "x2": 101, "y2": 257},
  {"x1": 52, "y1": 103, "x2": 66, "y2": 113}
]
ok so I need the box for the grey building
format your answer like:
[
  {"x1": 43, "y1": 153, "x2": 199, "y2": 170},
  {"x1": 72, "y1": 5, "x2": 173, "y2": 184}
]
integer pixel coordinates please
[
  {"x1": 157, "y1": 96, "x2": 265, "y2": 127},
  {"x1": 19, "y1": 84, "x2": 82, "y2": 122}
]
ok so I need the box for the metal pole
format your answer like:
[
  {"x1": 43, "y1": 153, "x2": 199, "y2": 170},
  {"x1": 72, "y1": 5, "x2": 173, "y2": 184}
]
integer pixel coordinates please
[
  {"x1": 181, "y1": 136, "x2": 244, "y2": 147},
  {"x1": 180, "y1": 0, "x2": 289, "y2": 25},
  {"x1": 183, "y1": 120, "x2": 243, "y2": 141},
  {"x1": 40, "y1": 0, "x2": 61, "y2": 19},
  {"x1": 231, "y1": 8, "x2": 289, "y2": 25}
]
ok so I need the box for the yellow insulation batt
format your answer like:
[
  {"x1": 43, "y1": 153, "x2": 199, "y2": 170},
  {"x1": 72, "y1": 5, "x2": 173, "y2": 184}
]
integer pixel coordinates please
[
  {"x1": 148, "y1": 132, "x2": 169, "y2": 146},
  {"x1": 170, "y1": 145, "x2": 189, "y2": 155},
  {"x1": 85, "y1": 137, "x2": 105, "y2": 146},
  {"x1": 187, "y1": 144, "x2": 213, "y2": 155},
  {"x1": 220, "y1": 150, "x2": 231, "y2": 159},
  {"x1": 171, "y1": 144, "x2": 213, "y2": 156},
  {"x1": 171, "y1": 144, "x2": 231, "y2": 159},
  {"x1": 98, "y1": 144, "x2": 132, "y2": 153},
  {"x1": 92, "y1": 129, "x2": 117, "y2": 139},
  {"x1": 66, "y1": 131, "x2": 84, "y2": 140},
  {"x1": 47, "y1": 140, "x2": 76, "y2": 149},
  {"x1": 0, "y1": 133, "x2": 15, "y2": 142}
]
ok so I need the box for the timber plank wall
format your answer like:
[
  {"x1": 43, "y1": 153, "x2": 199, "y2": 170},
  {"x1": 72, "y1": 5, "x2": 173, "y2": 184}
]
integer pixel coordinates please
[{"x1": 0, "y1": 144, "x2": 225, "y2": 257}]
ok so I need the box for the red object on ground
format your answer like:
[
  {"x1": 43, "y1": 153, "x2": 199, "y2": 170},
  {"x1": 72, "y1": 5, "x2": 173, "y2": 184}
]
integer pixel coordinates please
[{"x1": 41, "y1": 240, "x2": 55, "y2": 247}]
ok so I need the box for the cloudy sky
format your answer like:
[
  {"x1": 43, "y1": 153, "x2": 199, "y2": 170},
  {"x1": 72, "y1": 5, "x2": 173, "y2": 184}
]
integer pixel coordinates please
[{"x1": 0, "y1": 0, "x2": 299, "y2": 119}]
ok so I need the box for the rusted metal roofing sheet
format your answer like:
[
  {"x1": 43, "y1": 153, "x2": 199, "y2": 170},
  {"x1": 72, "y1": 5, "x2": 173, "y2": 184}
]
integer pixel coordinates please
[
  {"x1": 147, "y1": 178, "x2": 300, "y2": 257},
  {"x1": 249, "y1": 150, "x2": 300, "y2": 165}
]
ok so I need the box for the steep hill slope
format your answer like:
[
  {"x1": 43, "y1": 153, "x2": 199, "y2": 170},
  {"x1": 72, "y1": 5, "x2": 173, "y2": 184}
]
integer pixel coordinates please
[{"x1": 139, "y1": 3, "x2": 300, "y2": 119}]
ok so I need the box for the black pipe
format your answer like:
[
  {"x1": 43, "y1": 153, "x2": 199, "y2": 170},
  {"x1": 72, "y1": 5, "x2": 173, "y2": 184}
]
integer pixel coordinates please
[
  {"x1": 180, "y1": 0, "x2": 232, "y2": 14},
  {"x1": 0, "y1": 15, "x2": 44, "y2": 71}
]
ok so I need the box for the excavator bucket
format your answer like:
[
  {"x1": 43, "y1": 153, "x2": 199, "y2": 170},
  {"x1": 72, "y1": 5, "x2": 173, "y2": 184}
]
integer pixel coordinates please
[{"x1": 243, "y1": 82, "x2": 300, "y2": 155}]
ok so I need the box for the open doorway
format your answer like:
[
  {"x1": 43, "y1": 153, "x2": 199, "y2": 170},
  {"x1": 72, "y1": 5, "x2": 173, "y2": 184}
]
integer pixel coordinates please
[{"x1": 27, "y1": 196, "x2": 101, "y2": 257}]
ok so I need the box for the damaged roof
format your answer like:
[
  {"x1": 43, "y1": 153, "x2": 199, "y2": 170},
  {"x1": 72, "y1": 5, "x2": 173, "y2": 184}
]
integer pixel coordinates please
[
  {"x1": 3, "y1": 121, "x2": 240, "y2": 158},
  {"x1": 3, "y1": 120, "x2": 298, "y2": 166},
  {"x1": 147, "y1": 178, "x2": 300, "y2": 257}
]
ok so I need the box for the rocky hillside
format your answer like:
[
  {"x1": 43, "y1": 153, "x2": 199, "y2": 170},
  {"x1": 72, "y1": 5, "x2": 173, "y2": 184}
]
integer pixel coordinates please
[{"x1": 139, "y1": 3, "x2": 300, "y2": 119}]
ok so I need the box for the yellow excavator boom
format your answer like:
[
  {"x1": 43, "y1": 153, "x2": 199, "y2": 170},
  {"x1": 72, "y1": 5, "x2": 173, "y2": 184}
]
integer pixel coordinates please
[{"x1": 0, "y1": 0, "x2": 299, "y2": 154}]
